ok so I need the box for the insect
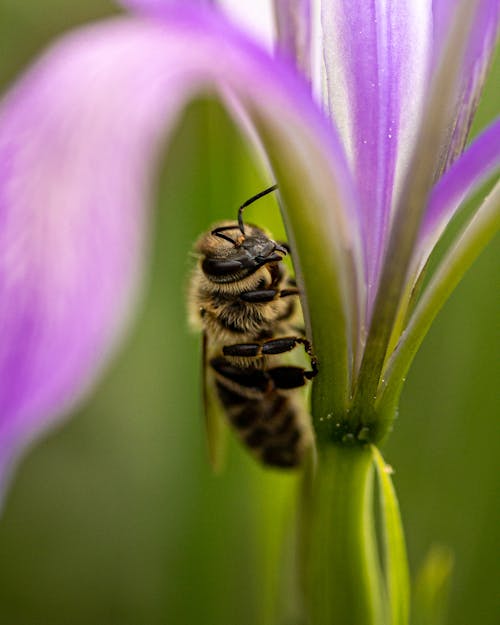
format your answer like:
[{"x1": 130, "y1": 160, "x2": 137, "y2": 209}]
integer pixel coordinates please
[{"x1": 189, "y1": 185, "x2": 317, "y2": 469}]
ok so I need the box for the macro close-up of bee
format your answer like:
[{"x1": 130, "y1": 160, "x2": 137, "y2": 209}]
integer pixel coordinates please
[{"x1": 189, "y1": 186, "x2": 317, "y2": 469}]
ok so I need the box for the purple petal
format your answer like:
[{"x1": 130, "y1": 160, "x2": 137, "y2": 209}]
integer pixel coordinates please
[
  {"x1": 118, "y1": 0, "x2": 210, "y2": 10},
  {"x1": 321, "y1": 1, "x2": 432, "y2": 305},
  {"x1": 416, "y1": 118, "x2": 500, "y2": 268},
  {"x1": 432, "y1": 0, "x2": 500, "y2": 172},
  {"x1": 273, "y1": 0, "x2": 312, "y2": 80},
  {"x1": 216, "y1": 1, "x2": 276, "y2": 49},
  {"x1": 0, "y1": 9, "x2": 357, "y2": 492},
  {"x1": 353, "y1": 0, "x2": 490, "y2": 402},
  {"x1": 120, "y1": 1, "x2": 277, "y2": 50}
]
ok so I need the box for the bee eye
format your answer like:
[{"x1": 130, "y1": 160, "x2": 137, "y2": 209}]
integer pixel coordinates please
[{"x1": 202, "y1": 258, "x2": 243, "y2": 277}]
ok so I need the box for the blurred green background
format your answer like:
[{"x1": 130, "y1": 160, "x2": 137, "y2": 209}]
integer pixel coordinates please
[{"x1": 0, "y1": 2, "x2": 498, "y2": 624}]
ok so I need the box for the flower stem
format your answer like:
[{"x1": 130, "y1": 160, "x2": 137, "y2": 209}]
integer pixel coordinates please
[{"x1": 301, "y1": 444, "x2": 384, "y2": 625}]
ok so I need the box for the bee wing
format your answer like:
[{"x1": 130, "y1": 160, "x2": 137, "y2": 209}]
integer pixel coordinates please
[{"x1": 202, "y1": 333, "x2": 228, "y2": 473}]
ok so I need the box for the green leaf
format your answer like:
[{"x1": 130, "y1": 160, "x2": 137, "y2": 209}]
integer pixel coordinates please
[
  {"x1": 372, "y1": 446, "x2": 410, "y2": 625},
  {"x1": 413, "y1": 546, "x2": 454, "y2": 625}
]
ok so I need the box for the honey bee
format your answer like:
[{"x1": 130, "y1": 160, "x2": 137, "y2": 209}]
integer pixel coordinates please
[{"x1": 189, "y1": 185, "x2": 317, "y2": 469}]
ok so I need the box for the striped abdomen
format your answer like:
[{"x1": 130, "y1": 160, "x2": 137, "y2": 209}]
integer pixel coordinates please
[{"x1": 211, "y1": 356, "x2": 311, "y2": 468}]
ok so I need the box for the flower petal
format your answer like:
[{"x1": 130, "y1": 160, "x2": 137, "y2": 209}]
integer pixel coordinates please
[
  {"x1": 432, "y1": 0, "x2": 500, "y2": 173},
  {"x1": 417, "y1": 118, "x2": 500, "y2": 271},
  {"x1": 273, "y1": 0, "x2": 312, "y2": 80},
  {"x1": 379, "y1": 181, "x2": 500, "y2": 413},
  {"x1": 352, "y1": 0, "x2": 482, "y2": 420},
  {"x1": 216, "y1": 0, "x2": 276, "y2": 50},
  {"x1": 386, "y1": 119, "x2": 500, "y2": 358},
  {"x1": 321, "y1": 0, "x2": 432, "y2": 305},
  {"x1": 118, "y1": 0, "x2": 210, "y2": 10},
  {"x1": 0, "y1": 9, "x2": 358, "y2": 491}
]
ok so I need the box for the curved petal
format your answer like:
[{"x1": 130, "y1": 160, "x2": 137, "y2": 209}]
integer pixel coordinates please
[
  {"x1": 432, "y1": 0, "x2": 500, "y2": 172},
  {"x1": 433, "y1": 0, "x2": 499, "y2": 78},
  {"x1": 122, "y1": 0, "x2": 278, "y2": 51},
  {"x1": 118, "y1": 0, "x2": 210, "y2": 10},
  {"x1": 216, "y1": 1, "x2": 276, "y2": 49},
  {"x1": 416, "y1": 118, "x2": 500, "y2": 269},
  {"x1": 273, "y1": 0, "x2": 312, "y2": 80},
  {"x1": 0, "y1": 9, "x2": 359, "y2": 492},
  {"x1": 379, "y1": 181, "x2": 500, "y2": 413},
  {"x1": 322, "y1": 1, "x2": 432, "y2": 305}
]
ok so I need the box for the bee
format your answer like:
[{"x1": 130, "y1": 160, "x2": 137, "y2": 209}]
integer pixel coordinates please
[{"x1": 189, "y1": 185, "x2": 317, "y2": 469}]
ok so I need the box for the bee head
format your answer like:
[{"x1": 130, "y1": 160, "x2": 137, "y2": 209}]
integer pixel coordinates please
[
  {"x1": 197, "y1": 223, "x2": 287, "y2": 283},
  {"x1": 196, "y1": 185, "x2": 286, "y2": 283}
]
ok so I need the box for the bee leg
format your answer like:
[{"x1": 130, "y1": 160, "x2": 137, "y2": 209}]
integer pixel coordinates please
[
  {"x1": 239, "y1": 289, "x2": 280, "y2": 303},
  {"x1": 276, "y1": 241, "x2": 290, "y2": 253},
  {"x1": 239, "y1": 287, "x2": 299, "y2": 303},
  {"x1": 223, "y1": 337, "x2": 318, "y2": 378},
  {"x1": 261, "y1": 336, "x2": 318, "y2": 378},
  {"x1": 279, "y1": 288, "x2": 299, "y2": 298},
  {"x1": 294, "y1": 337, "x2": 318, "y2": 378},
  {"x1": 224, "y1": 336, "x2": 308, "y2": 356},
  {"x1": 223, "y1": 343, "x2": 262, "y2": 357},
  {"x1": 267, "y1": 366, "x2": 311, "y2": 389},
  {"x1": 210, "y1": 357, "x2": 270, "y2": 393},
  {"x1": 224, "y1": 338, "x2": 294, "y2": 358}
]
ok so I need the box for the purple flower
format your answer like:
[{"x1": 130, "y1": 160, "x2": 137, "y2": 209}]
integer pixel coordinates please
[{"x1": 0, "y1": 0, "x2": 498, "y2": 496}]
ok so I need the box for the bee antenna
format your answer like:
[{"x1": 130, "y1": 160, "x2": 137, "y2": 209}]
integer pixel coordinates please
[
  {"x1": 211, "y1": 228, "x2": 237, "y2": 245},
  {"x1": 237, "y1": 184, "x2": 278, "y2": 235}
]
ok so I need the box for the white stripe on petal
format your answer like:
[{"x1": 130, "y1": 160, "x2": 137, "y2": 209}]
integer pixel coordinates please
[
  {"x1": 218, "y1": 0, "x2": 276, "y2": 49},
  {"x1": 390, "y1": 0, "x2": 432, "y2": 229}
]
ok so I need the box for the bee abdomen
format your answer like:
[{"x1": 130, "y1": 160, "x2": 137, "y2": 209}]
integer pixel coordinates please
[
  {"x1": 213, "y1": 363, "x2": 307, "y2": 468},
  {"x1": 203, "y1": 305, "x2": 273, "y2": 337},
  {"x1": 242, "y1": 396, "x2": 304, "y2": 468}
]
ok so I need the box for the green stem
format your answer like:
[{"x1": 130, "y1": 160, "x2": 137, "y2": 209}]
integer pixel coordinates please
[{"x1": 301, "y1": 444, "x2": 384, "y2": 625}]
